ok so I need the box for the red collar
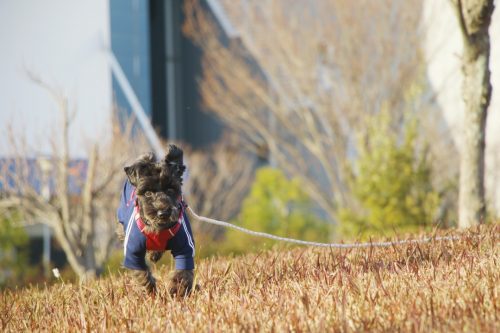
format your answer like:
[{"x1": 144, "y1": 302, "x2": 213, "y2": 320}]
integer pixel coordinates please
[{"x1": 134, "y1": 206, "x2": 183, "y2": 251}]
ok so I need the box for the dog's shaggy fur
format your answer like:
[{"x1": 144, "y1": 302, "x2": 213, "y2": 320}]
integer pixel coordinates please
[{"x1": 117, "y1": 145, "x2": 194, "y2": 296}]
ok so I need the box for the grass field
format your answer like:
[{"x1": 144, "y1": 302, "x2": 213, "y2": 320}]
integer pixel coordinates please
[{"x1": 1, "y1": 225, "x2": 498, "y2": 332}]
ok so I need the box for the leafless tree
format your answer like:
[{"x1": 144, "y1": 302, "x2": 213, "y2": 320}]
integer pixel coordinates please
[
  {"x1": 0, "y1": 76, "x2": 150, "y2": 280},
  {"x1": 184, "y1": 133, "x2": 257, "y2": 239},
  {"x1": 450, "y1": 0, "x2": 495, "y2": 227},
  {"x1": 183, "y1": 0, "x2": 447, "y2": 226}
]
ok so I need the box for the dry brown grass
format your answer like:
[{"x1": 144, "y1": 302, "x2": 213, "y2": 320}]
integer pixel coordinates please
[{"x1": 1, "y1": 225, "x2": 498, "y2": 332}]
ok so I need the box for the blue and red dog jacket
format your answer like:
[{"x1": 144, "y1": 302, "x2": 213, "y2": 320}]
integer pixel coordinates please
[{"x1": 117, "y1": 180, "x2": 195, "y2": 271}]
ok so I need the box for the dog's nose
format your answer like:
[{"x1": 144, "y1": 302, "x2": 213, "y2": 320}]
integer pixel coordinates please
[{"x1": 157, "y1": 209, "x2": 171, "y2": 218}]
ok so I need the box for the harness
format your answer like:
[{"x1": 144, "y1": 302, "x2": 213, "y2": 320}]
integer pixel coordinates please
[{"x1": 132, "y1": 193, "x2": 184, "y2": 251}]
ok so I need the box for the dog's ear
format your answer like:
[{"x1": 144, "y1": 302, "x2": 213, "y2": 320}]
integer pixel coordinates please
[
  {"x1": 124, "y1": 152, "x2": 157, "y2": 186},
  {"x1": 163, "y1": 145, "x2": 186, "y2": 183},
  {"x1": 124, "y1": 164, "x2": 139, "y2": 186},
  {"x1": 165, "y1": 145, "x2": 183, "y2": 165}
]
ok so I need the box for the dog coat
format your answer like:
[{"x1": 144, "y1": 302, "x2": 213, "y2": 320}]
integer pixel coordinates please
[{"x1": 117, "y1": 180, "x2": 195, "y2": 271}]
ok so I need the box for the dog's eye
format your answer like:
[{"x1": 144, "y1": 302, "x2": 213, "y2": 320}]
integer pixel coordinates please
[{"x1": 145, "y1": 191, "x2": 153, "y2": 197}]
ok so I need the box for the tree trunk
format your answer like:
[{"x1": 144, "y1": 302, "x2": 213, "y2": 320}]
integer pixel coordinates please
[
  {"x1": 454, "y1": 0, "x2": 494, "y2": 227},
  {"x1": 52, "y1": 222, "x2": 98, "y2": 280},
  {"x1": 81, "y1": 145, "x2": 98, "y2": 280}
]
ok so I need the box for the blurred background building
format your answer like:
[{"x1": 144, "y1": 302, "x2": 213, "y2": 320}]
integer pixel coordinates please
[
  {"x1": 110, "y1": 0, "x2": 223, "y2": 146},
  {"x1": 0, "y1": 0, "x2": 226, "y2": 157}
]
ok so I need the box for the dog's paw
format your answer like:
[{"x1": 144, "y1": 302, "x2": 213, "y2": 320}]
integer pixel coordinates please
[
  {"x1": 168, "y1": 270, "x2": 194, "y2": 297},
  {"x1": 130, "y1": 269, "x2": 157, "y2": 295}
]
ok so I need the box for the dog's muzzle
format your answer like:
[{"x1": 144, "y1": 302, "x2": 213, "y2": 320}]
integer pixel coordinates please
[{"x1": 157, "y1": 209, "x2": 172, "y2": 219}]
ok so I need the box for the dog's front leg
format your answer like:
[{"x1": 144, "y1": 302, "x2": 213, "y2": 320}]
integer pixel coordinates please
[
  {"x1": 130, "y1": 269, "x2": 156, "y2": 294},
  {"x1": 168, "y1": 269, "x2": 194, "y2": 297},
  {"x1": 115, "y1": 222, "x2": 125, "y2": 241}
]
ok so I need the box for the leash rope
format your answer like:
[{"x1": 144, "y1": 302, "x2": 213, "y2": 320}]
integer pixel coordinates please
[{"x1": 186, "y1": 207, "x2": 470, "y2": 249}]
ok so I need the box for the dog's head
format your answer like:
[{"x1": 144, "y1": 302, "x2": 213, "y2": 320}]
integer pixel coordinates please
[
  {"x1": 134, "y1": 173, "x2": 182, "y2": 230},
  {"x1": 124, "y1": 147, "x2": 186, "y2": 231}
]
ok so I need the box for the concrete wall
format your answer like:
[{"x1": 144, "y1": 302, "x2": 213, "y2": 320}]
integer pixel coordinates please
[
  {"x1": 423, "y1": 0, "x2": 500, "y2": 215},
  {"x1": 0, "y1": 0, "x2": 111, "y2": 157}
]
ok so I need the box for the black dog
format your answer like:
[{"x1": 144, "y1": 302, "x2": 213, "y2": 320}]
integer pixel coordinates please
[{"x1": 116, "y1": 145, "x2": 194, "y2": 296}]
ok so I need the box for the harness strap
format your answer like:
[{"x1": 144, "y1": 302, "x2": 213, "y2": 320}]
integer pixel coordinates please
[
  {"x1": 135, "y1": 205, "x2": 183, "y2": 251},
  {"x1": 126, "y1": 188, "x2": 136, "y2": 207}
]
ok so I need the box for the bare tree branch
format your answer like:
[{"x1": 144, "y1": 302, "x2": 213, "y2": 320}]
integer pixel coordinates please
[
  {"x1": 0, "y1": 78, "x2": 152, "y2": 279},
  {"x1": 454, "y1": 0, "x2": 471, "y2": 41},
  {"x1": 184, "y1": 134, "x2": 256, "y2": 237},
  {"x1": 184, "y1": 0, "x2": 449, "y2": 229}
]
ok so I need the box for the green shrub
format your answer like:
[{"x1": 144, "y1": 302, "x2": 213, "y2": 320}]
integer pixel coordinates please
[
  {"x1": 0, "y1": 214, "x2": 30, "y2": 288},
  {"x1": 222, "y1": 167, "x2": 330, "y2": 254},
  {"x1": 339, "y1": 111, "x2": 439, "y2": 238}
]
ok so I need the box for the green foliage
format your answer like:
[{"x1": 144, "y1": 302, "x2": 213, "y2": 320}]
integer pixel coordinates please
[
  {"x1": 222, "y1": 167, "x2": 331, "y2": 254},
  {"x1": 0, "y1": 214, "x2": 30, "y2": 288},
  {"x1": 339, "y1": 111, "x2": 439, "y2": 238},
  {"x1": 103, "y1": 249, "x2": 124, "y2": 276}
]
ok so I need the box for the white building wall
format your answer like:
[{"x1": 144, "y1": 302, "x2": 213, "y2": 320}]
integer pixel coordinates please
[
  {"x1": 423, "y1": 1, "x2": 500, "y2": 215},
  {"x1": 0, "y1": 0, "x2": 111, "y2": 157}
]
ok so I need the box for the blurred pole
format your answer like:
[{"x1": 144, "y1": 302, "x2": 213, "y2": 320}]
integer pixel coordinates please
[
  {"x1": 108, "y1": 51, "x2": 166, "y2": 157},
  {"x1": 38, "y1": 157, "x2": 52, "y2": 278}
]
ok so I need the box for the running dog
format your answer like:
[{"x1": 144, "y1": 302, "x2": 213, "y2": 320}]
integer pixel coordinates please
[{"x1": 116, "y1": 146, "x2": 195, "y2": 296}]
